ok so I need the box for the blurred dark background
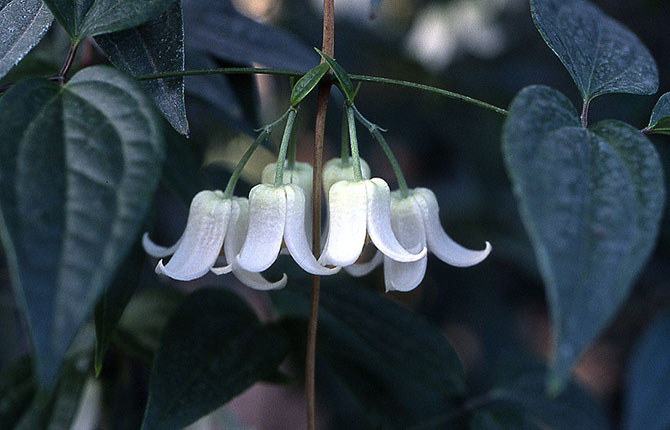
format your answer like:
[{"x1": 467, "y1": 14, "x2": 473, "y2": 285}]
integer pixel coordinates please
[{"x1": 2, "y1": 0, "x2": 670, "y2": 428}]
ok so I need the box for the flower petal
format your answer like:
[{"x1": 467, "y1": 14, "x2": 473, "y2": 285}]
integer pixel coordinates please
[
  {"x1": 236, "y1": 184, "x2": 286, "y2": 272},
  {"x1": 231, "y1": 266, "x2": 287, "y2": 290},
  {"x1": 210, "y1": 198, "x2": 244, "y2": 275},
  {"x1": 284, "y1": 185, "x2": 339, "y2": 275},
  {"x1": 319, "y1": 180, "x2": 368, "y2": 267},
  {"x1": 383, "y1": 256, "x2": 427, "y2": 292},
  {"x1": 366, "y1": 179, "x2": 426, "y2": 263},
  {"x1": 142, "y1": 232, "x2": 180, "y2": 258},
  {"x1": 322, "y1": 157, "x2": 371, "y2": 198},
  {"x1": 156, "y1": 191, "x2": 231, "y2": 281},
  {"x1": 413, "y1": 188, "x2": 491, "y2": 267},
  {"x1": 344, "y1": 251, "x2": 383, "y2": 277}
]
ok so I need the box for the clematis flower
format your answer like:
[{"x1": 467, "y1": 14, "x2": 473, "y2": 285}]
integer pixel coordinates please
[
  {"x1": 319, "y1": 178, "x2": 427, "y2": 268},
  {"x1": 346, "y1": 188, "x2": 491, "y2": 291},
  {"x1": 236, "y1": 183, "x2": 339, "y2": 276},
  {"x1": 322, "y1": 157, "x2": 370, "y2": 198},
  {"x1": 143, "y1": 190, "x2": 286, "y2": 290}
]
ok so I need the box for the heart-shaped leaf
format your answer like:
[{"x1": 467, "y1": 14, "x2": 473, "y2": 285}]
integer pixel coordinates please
[
  {"x1": 42, "y1": 0, "x2": 176, "y2": 42},
  {"x1": 96, "y1": 2, "x2": 188, "y2": 135},
  {"x1": 290, "y1": 62, "x2": 329, "y2": 107},
  {"x1": 0, "y1": 66, "x2": 164, "y2": 388},
  {"x1": 141, "y1": 288, "x2": 288, "y2": 430},
  {"x1": 646, "y1": 92, "x2": 670, "y2": 135},
  {"x1": 0, "y1": 0, "x2": 53, "y2": 80},
  {"x1": 624, "y1": 313, "x2": 670, "y2": 430},
  {"x1": 271, "y1": 278, "x2": 465, "y2": 428},
  {"x1": 502, "y1": 85, "x2": 665, "y2": 392},
  {"x1": 531, "y1": 0, "x2": 658, "y2": 102}
]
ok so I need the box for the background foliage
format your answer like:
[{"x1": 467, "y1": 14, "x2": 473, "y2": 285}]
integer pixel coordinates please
[{"x1": 1, "y1": 0, "x2": 670, "y2": 429}]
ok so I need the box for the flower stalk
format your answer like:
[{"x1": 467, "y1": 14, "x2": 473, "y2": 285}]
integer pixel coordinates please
[
  {"x1": 345, "y1": 104, "x2": 363, "y2": 181},
  {"x1": 274, "y1": 107, "x2": 298, "y2": 187}
]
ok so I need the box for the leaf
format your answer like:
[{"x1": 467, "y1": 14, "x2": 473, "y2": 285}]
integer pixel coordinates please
[
  {"x1": 115, "y1": 287, "x2": 184, "y2": 364},
  {"x1": 624, "y1": 313, "x2": 670, "y2": 430},
  {"x1": 502, "y1": 85, "x2": 665, "y2": 392},
  {"x1": 95, "y1": 2, "x2": 188, "y2": 135},
  {"x1": 182, "y1": 0, "x2": 316, "y2": 71},
  {"x1": 42, "y1": 0, "x2": 177, "y2": 42},
  {"x1": 0, "y1": 66, "x2": 164, "y2": 388},
  {"x1": 646, "y1": 92, "x2": 670, "y2": 135},
  {"x1": 315, "y1": 48, "x2": 355, "y2": 102},
  {"x1": 141, "y1": 288, "x2": 288, "y2": 430},
  {"x1": 271, "y1": 278, "x2": 465, "y2": 428},
  {"x1": 290, "y1": 62, "x2": 329, "y2": 107},
  {"x1": 0, "y1": 357, "x2": 36, "y2": 428},
  {"x1": 93, "y1": 241, "x2": 145, "y2": 376},
  {"x1": 184, "y1": 50, "x2": 246, "y2": 126},
  {"x1": 530, "y1": 0, "x2": 658, "y2": 102},
  {"x1": 0, "y1": 0, "x2": 53, "y2": 80},
  {"x1": 482, "y1": 353, "x2": 611, "y2": 429}
]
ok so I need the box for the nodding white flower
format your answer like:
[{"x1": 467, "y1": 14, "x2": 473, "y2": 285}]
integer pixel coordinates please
[
  {"x1": 143, "y1": 190, "x2": 286, "y2": 290},
  {"x1": 236, "y1": 183, "x2": 339, "y2": 276},
  {"x1": 322, "y1": 157, "x2": 371, "y2": 198},
  {"x1": 346, "y1": 188, "x2": 491, "y2": 292},
  {"x1": 262, "y1": 161, "x2": 313, "y2": 198},
  {"x1": 319, "y1": 178, "x2": 427, "y2": 268}
]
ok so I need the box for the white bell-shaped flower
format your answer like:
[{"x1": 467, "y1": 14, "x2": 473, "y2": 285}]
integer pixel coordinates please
[
  {"x1": 262, "y1": 161, "x2": 313, "y2": 199},
  {"x1": 346, "y1": 187, "x2": 491, "y2": 291},
  {"x1": 143, "y1": 191, "x2": 286, "y2": 290},
  {"x1": 322, "y1": 157, "x2": 371, "y2": 198},
  {"x1": 236, "y1": 183, "x2": 339, "y2": 276},
  {"x1": 319, "y1": 178, "x2": 427, "y2": 267}
]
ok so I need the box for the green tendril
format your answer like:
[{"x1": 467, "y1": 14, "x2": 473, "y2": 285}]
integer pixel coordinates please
[
  {"x1": 222, "y1": 108, "x2": 294, "y2": 199},
  {"x1": 345, "y1": 104, "x2": 363, "y2": 181},
  {"x1": 274, "y1": 107, "x2": 299, "y2": 187}
]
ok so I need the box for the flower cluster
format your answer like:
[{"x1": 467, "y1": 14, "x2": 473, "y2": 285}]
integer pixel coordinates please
[{"x1": 144, "y1": 104, "x2": 490, "y2": 292}]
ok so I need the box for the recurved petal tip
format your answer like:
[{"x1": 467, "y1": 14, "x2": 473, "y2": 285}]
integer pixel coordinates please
[{"x1": 142, "y1": 232, "x2": 180, "y2": 258}]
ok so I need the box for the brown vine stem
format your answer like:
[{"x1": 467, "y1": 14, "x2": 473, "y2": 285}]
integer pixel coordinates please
[
  {"x1": 57, "y1": 43, "x2": 78, "y2": 85},
  {"x1": 306, "y1": 0, "x2": 334, "y2": 429}
]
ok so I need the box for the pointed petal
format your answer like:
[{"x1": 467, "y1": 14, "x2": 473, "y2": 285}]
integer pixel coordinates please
[
  {"x1": 383, "y1": 256, "x2": 427, "y2": 292},
  {"x1": 142, "y1": 232, "x2": 180, "y2": 257},
  {"x1": 236, "y1": 184, "x2": 286, "y2": 272},
  {"x1": 284, "y1": 185, "x2": 339, "y2": 275},
  {"x1": 224, "y1": 197, "x2": 249, "y2": 261},
  {"x1": 232, "y1": 266, "x2": 287, "y2": 290},
  {"x1": 366, "y1": 179, "x2": 426, "y2": 263},
  {"x1": 344, "y1": 251, "x2": 383, "y2": 277},
  {"x1": 413, "y1": 188, "x2": 491, "y2": 267},
  {"x1": 156, "y1": 191, "x2": 231, "y2": 281},
  {"x1": 319, "y1": 180, "x2": 368, "y2": 267},
  {"x1": 210, "y1": 265, "x2": 232, "y2": 275}
]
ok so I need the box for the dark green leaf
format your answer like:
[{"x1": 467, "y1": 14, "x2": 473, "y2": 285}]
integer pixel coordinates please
[
  {"x1": 271, "y1": 278, "x2": 464, "y2": 428},
  {"x1": 482, "y1": 353, "x2": 610, "y2": 429},
  {"x1": 182, "y1": 0, "x2": 315, "y2": 71},
  {"x1": 0, "y1": 0, "x2": 53, "y2": 80},
  {"x1": 646, "y1": 92, "x2": 670, "y2": 135},
  {"x1": 624, "y1": 313, "x2": 670, "y2": 430},
  {"x1": 42, "y1": 0, "x2": 176, "y2": 41},
  {"x1": 141, "y1": 288, "x2": 288, "y2": 430},
  {"x1": 316, "y1": 48, "x2": 355, "y2": 102},
  {"x1": 184, "y1": 50, "x2": 246, "y2": 126},
  {"x1": 94, "y1": 241, "x2": 145, "y2": 376},
  {"x1": 115, "y1": 287, "x2": 184, "y2": 364},
  {"x1": 0, "y1": 66, "x2": 164, "y2": 388},
  {"x1": 95, "y1": 3, "x2": 188, "y2": 135},
  {"x1": 530, "y1": 0, "x2": 658, "y2": 101},
  {"x1": 290, "y1": 62, "x2": 329, "y2": 106},
  {"x1": 502, "y1": 85, "x2": 665, "y2": 392},
  {"x1": 0, "y1": 357, "x2": 36, "y2": 428}
]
